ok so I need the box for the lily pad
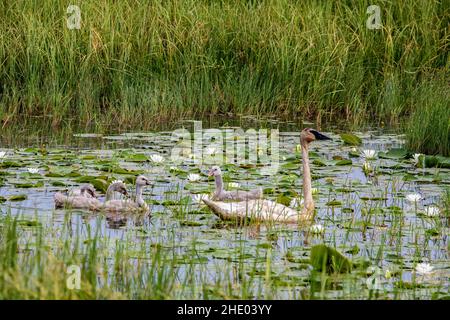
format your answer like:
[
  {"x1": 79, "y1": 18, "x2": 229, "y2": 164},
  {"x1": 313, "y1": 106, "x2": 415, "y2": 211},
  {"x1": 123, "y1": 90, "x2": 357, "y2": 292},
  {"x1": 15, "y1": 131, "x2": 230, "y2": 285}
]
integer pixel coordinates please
[
  {"x1": 326, "y1": 200, "x2": 342, "y2": 206},
  {"x1": 310, "y1": 244, "x2": 352, "y2": 273},
  {"x1": 335, "y1": 159, "x2": 352, "y2": 166},
  {"x1": 8, "y1": 194, "x2": 27, "y2": 201},
  {"x1": 378, "y1": 148, "x2": 409, "y2": 159},
  {"x1": 340, "y1": 133, "x2": 362, "y2": 146},
  {"x1": 0, "y1": 161, "x2": 22, "y2": 168}
]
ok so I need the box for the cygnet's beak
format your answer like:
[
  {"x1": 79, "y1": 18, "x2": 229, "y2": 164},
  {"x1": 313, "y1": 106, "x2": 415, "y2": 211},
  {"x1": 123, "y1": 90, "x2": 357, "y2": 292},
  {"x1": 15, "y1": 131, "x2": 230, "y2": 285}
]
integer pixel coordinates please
[{"x1": 311, "y1": 129, "x2": 332, "y2": 140}]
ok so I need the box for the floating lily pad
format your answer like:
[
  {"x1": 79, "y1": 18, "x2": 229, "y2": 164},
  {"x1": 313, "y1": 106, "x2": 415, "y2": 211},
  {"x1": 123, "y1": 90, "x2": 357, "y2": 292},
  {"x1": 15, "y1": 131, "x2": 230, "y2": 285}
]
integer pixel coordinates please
[
  {"x1": 51, "y1": 181, "x2": 67, "y2": 187},
  {"x1": 0, "y1": 161, "x2": 22, "y2": 168},
  {"x1": 340, "y1": 133, "x2": 362, "y2": 146},
  {"x1": 378, "y1": 148, "x2": 409, "y2": 159},
  {"x1": 10, "y1": 180, "x2": 44, "y2": 188},
  {"x1": 312, "y1": 159, "x2": 327, "y2": 167},
  {"x1": 276, "y1": 195, "x2": 291, "y2": 206},
  {"x1": 310, "y1": 244, "x2": 352, "y2": 273},
  {"x1": 126, "y1": 153, "x2": 149, "y2": 162},
  {"x1": 180, "y1": 221, "x2": 204, "y2": 227},
  {"x1": 326, "y1": 200, "x2": 342, "y2": 206},
  {"x1": 335, "y1": 159, "x2": 352, "y2": 166},
  {"x1": 8, "y1": 194, "x2": 27, "y2": 201},
  {"x1": 17, "y1": 219, "x2": 41, "y2": 227}
]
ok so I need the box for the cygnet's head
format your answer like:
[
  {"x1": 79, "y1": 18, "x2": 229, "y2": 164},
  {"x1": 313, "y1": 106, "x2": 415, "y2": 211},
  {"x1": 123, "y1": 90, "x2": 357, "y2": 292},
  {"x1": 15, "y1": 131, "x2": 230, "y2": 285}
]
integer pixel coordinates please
[{"x1": 208, "y1": 166, "x2": 222, "y2": 177}]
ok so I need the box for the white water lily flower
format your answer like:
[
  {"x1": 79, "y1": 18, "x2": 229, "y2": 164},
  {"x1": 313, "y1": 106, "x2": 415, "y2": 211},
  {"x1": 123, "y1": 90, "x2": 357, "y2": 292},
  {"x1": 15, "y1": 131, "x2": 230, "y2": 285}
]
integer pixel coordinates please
[
  {"x1": 0, "y1": 151, "x2": 6, "y2": 159},
  {"x1": 351, "y1": 147, "x2": 357, "y2": 153},
  {"x1": 187, "y1": 173, "x2": 201, "y2": 182},
  {"x1": 415, "y1": 263, "x2": 433, "y2": 275},
  {"x1": 289, "y1": 198, "x2": 304, "y2": 208},
  {"x1": 228, "y1": 182, "x2": 240, "y2": 188},
  {"x1": 412, "y1": 153, "x2": 422, "y2": 165},
  {"x1": 406, "y1": 193, "x2": 421, "y2": 203},
  {"x1": 27, "y1": 168, "x2": 39, "y2": 174},
  {"x1": 204, "y1": 147, "x2": 217, "y2": 156},
  {"x1": 311, "y1": 188, "x2": 319, "y2": 195},
  {"x1": 424, "y1": 206, "x2": 440, "y2": 217},
  {"x1": 257, "y1": 148, "x2": 264, "y2": 157},
  {"x1": 192, "y1": 193, "x2": 210, "y2": 204},
  {"x1": 150, "y1": 154, "x2": 164, "y2": 163},
  {"x1": 366, "y1": 267, "x2": 383, "y2": 290},
  {"x1": 385, "y1": 269, "x2": 392, "y2": 279},
  {"x1": 362, "y1": 149, "x2": 377, "y2": 160},
  {"x1": 309, "y1": 224, "x2": 325, "y2": 234}
]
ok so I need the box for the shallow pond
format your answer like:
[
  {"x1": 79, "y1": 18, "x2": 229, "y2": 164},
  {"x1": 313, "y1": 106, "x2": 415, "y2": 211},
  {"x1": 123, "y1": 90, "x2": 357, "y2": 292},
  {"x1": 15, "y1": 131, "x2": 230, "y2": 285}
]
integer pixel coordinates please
[{"x1": 0, "y1": 121, "x2": 449, "y2": 299}]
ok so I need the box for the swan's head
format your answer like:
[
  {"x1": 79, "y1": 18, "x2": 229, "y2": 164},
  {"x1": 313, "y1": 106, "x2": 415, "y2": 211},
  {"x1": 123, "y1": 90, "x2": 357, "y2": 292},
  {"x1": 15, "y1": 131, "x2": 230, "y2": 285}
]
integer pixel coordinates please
[
  {"x1": 300, "y1": 128, "x2": 331, "y2": 144},
  {"x1": 208, "y1": 166, "x2": 222, "y2": 177},
  {"x1": 110, "y1": 180, "x2": 128, "y2": 196},
  {"x1": 81, "y1": 184, "x2": 97, "y2": 198},
  {"x1": 136, "y1": 175, "x2": 152, "y2": 187}
]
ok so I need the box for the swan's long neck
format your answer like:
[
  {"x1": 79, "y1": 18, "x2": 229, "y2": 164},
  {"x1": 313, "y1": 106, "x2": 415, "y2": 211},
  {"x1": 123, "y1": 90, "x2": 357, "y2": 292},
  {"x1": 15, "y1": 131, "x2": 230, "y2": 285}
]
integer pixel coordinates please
[
  {"x1": 105, "y1": 184, "x2": 116, "y2": 201},
  {"x1": 214, "y1": 175, "x2": 224, "y2": 194},
  {"x1": 135, "y1": 184, "x2": 144, "y2": 207},
  {"x1": 301, "y1": 139, "x2": 314, "y2": 213}
]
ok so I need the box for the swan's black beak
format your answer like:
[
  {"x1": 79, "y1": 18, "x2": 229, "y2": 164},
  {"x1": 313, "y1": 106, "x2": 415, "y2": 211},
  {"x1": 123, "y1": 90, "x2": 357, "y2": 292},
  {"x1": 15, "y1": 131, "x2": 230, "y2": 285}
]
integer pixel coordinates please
[{"x1": 311, "y1": 130, "x2": 332, "y2": 140}]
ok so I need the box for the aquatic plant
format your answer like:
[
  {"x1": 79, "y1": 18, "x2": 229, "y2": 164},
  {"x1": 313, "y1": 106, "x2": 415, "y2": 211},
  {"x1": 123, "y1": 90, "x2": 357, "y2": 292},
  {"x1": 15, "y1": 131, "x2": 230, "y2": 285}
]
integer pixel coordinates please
[
  {"x1": 0, "y1": 1, "x2": 447, "y2": 132},
  {"x1": 415, "y1": 263, "x2": 433, "y2": 275}
]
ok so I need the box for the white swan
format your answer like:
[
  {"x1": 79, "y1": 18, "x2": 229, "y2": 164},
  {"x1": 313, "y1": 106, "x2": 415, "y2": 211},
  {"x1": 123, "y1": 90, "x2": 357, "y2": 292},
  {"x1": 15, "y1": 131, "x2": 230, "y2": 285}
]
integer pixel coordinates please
[
  {"x1": 202, "y1": 128, "x2": 331, "y2": 223},
  {"x1": 101, "y1": 175, "x2": 152, "y2": 214},
  {"x1": 208, "y1": 166, "x2": 263, "y2": 201}
]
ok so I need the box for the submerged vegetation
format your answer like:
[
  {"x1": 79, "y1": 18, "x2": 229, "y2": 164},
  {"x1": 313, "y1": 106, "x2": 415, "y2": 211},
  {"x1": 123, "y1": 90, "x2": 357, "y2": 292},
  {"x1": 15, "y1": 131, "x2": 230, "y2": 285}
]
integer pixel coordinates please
[{"x1": 0, "y1": 0, "x2": 448, "y2": 154}]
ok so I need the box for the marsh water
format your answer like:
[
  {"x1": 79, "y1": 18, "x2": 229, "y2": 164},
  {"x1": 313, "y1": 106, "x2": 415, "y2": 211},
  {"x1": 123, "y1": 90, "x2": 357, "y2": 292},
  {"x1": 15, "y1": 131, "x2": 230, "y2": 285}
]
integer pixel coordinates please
[{"x1": 0, "y1": 119, "x2": 449, "y2": 299}]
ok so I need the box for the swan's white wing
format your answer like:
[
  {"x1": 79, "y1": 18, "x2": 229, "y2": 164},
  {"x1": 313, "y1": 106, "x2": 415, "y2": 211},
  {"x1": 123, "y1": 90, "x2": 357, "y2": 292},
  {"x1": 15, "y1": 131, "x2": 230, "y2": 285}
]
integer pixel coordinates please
[{"x1": 203, "y1": 199, "x2": 300, "y2": 223}]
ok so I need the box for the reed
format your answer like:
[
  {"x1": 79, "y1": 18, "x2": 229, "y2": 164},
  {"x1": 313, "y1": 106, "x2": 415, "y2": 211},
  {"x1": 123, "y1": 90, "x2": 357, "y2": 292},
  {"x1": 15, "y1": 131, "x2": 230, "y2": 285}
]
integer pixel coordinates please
[
  {"x1": 0, "y1": 1, "x2": 447, "y2": 152},
  {"x1": 406, "y1": 77, "x2": 449, "y2": 156}
]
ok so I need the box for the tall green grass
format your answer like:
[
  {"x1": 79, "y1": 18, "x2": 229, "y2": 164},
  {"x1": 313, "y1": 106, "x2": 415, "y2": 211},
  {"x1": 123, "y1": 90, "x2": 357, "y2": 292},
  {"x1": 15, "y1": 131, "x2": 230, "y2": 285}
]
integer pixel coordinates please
[
  {"x1": 0, "y1": 1, "x2": 448, "y2": 146},
  {"x1": 406, "y1": 78, "x2": 449, "y2": 156}
]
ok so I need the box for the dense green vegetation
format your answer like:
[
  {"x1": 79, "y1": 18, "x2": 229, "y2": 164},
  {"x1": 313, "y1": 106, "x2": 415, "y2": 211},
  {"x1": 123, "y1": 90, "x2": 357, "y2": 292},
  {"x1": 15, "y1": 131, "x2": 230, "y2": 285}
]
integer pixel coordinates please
[
  {"x1": 406, "y1": 79, "x2": 449, "y2": 156},
  {"x1": 0, "y1": 132, "x2": 449, "y2": 299},
  {"x1": 0, "y1": 0, "x2": 448, "y2": 153}
]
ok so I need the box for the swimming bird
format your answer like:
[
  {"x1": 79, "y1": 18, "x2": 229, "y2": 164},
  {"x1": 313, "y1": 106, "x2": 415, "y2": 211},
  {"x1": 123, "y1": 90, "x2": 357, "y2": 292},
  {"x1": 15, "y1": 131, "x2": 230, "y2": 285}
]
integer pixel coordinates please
[
  {"x1": 54, "y1": 191, "x2": 102, "y2": 210},
  {"x1": 208, "y1": 166, "x2": 263, "y2": 201},
  {"x1": 54, "y1": 180, "x2": 128, "y2": 210},
  {"x1": 202, "y1": 128, "x2": 331, "y2": 223},
  {"x1": 105, "y1": 180, "x2": 128, "y2": 200},
  {"x1": 69, "y1": 184, "x2": 97, "y2": 198},
  {"x1": 101, "y1": 175, "x2": 152, "y2": 214}
]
